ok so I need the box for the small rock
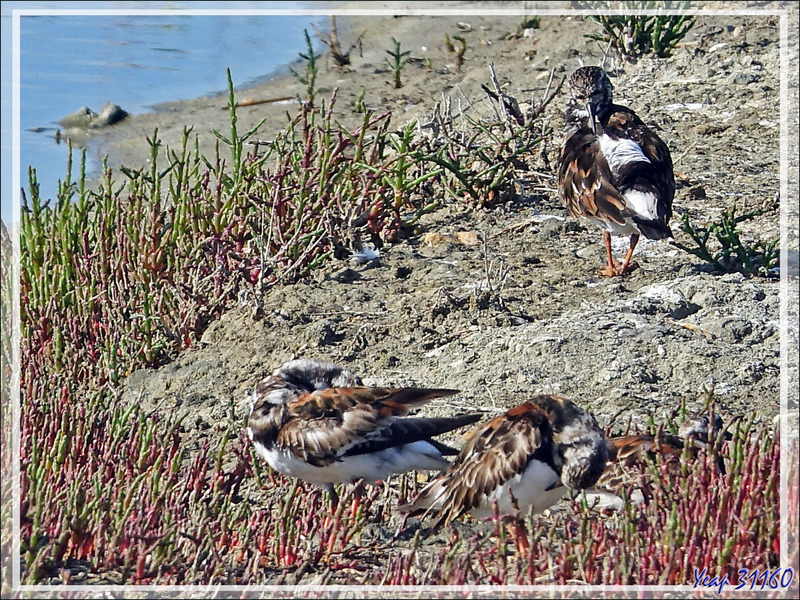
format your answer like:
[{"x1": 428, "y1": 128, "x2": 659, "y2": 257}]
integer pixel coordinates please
[
  {"x1": 332, "y1": 268, "x2": 361, "y2": 283},
  {"x1": 719, "y1": 272, "x2": 746, "y2": 284},
  {"x1": 59, "y1": 106, "x2": 94, "y2": 129},
  {"x1": 689, "y1": 185, "x2": 707, "y2": 199},
  {"x1": 729, "y1": 72, "x2": 757, "y2": 85},
  {"x1": 622, "y1": 283, "x2": 701, "y2": 319},
  {"x1": 89, "y1": 102, "x2": 128, "y2": 128},
  {"x1": 700, "y1": 316, "x2": 753, "y2": 343},
  {"x1": 695, "y1": 123, "x2": 728, "y2": 135},
  {"x1": 690, "y1": 289, "x2": 722, "y2": 308},
  {"x1": 308, "y1": 319, "x2": 344, "y2": 347},
  {"x1": 395, "y1": 265, "x2": 412, "y2": 279},
  {"x1": 59, "y1": 102, "x2": 128, "y2": 130}
]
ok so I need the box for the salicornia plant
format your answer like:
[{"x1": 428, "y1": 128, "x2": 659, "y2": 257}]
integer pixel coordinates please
[
  {"x1": 290, "y1": 29, "x2": 321, "y2": 105},
  {"x1": 584, "y1": 1, "x2": 696, "y2": 59},
  {"x1": 385, "y1": 37, "x2": 411, "y2": 89},
  {"x1": 672, "y1": 207, "x2": 779, "y2": 277}
]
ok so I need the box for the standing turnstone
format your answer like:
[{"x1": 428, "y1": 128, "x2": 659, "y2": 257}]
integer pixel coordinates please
[
  {"x1": 581, "y1": 415, "x2": 731, "y2": 510},
  {"x1": 558, "y1": 66, "x2": 675, "y2": 276},
  {"x1": 399, "y1": 395, "x2": 608, "y2": 553},
  {"x1": 246, "y1": 358, "x2": 480, "y2": 504}
]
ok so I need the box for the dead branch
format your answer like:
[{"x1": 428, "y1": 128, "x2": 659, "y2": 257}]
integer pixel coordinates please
[
  {"x1": 483, "y1": 61, "x2": 525, "y2": 132},
  {"x1": 313, "y1": 15, "x2": 364, "y2": 69},
  {"x1": 221, "y1": 96, "x2": 295, "y2": 110},
  {"x1": 528, "y1": 68, "x2": 565, "y2": 122}
]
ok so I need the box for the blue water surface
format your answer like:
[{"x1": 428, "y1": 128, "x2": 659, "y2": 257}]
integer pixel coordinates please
[{"x1": 1, "y1": 1, "x2": 327, "y2": 224}]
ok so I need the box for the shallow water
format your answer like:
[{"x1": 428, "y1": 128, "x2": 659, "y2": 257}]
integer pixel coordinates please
[{"x1": 3, "y1": 1, "x2": 326, "y2": 224}]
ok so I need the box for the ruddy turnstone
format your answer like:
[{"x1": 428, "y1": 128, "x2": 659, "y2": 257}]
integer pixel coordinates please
[
  {"x1": 558, "y1": 66, "x2": 675, "y2": 276},
  {"x1": 581, "y1": 415, "x2": 730, "y2": 510},
  {"x1": 678, "y1": 413, "x2": 728, "y2": 447},
  {"x1": 246, "y1": 358, "x2": 480, "y2": 504},
  {"x1": 399, "y1": 395, "x2": 608, "y2": 553}
]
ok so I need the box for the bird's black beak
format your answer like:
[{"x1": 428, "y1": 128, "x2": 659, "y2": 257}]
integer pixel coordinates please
[{"x1": 586, "y1": 101, "x2": 597, "y2": 135}]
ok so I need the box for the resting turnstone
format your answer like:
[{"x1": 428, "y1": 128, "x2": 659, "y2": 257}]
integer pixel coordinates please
[
  {"x1": 399, "y1": 395, "x2": 608, "y2": 553},
  {"x1": 558, "y1": 66, "x2": 675, "y2": 276},
  {"x1": 246, "y1": 358, "x2": 480, "y2": 504},
  {"x1": 678, "y1": 413, "x2": 728, "y2": 447},
  {"x1": 582, "y1": 415, "x2": 730, "y2": 510}
]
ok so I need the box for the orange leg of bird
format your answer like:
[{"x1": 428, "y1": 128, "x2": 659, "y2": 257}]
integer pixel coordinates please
[
  {"x1": 322, "y1": 483, "x2": 339, "y2": 529},
  {"x1": 598, "y1": 231, "x2": 623, "y2": 277},
  {"x1": 350, "y1": 479, "x2": 366, "y2": 519},
  {"x1": 506, "y1": 519, "x2": 531, "y2": 556},
  {"x1": 618, "y1": 233, "x2": 640, "y2": 275},
  {"x1": 599, "y1": 231, "x2": 639, "y2": 277}
]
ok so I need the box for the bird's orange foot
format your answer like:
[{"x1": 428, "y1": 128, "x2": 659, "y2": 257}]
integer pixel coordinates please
[
  {"x1": 619, "y1": 259, "x2": 640, "y2": 276},
  {"x1": 598, "y1": 265, "x2": 620, "y2": 277},
  {"x1": 598, "y1": 259, "x2": 639, "y2": 277}
]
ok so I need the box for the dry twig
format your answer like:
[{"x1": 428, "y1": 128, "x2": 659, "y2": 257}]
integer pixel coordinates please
[{"x1": 314, "y1": 16, "x2": 364, "y2": 68}]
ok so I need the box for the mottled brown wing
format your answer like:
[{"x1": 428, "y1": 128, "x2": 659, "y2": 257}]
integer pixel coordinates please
[
  {"x1": 607, "y1": 433, "x2": 687, "y2": 466},
  {"x1": 591, "y1": 433, "x2": 688, "y2": 505},
  {"x1": 278, "y1": 386, "x2": 459, "y2": 466},
  {"x1": 604, "y1": 108, "x2": 675, "y2": 233},
  {"x1": 558, "y1": 128, "x2": 629, "y2": 226},
  {"x1": 421, "y1": 403, "x2": 550, "y2": 527},
  {"x1": 605, "y1": 109, "x2": 675, "y2": 183}
]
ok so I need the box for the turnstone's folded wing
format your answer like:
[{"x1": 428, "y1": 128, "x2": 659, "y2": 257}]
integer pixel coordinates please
[
  {"x1": 401, "y1": 403, "x2": 552, "y2": 528},
  {"x1": 401, "y1": 396, "x2": 608, "y2": 528},
  {"x1": 608, "y1": 433, "x2": 686, "y2": 464},
  {"x1": 559, "y1": 129, "x2": 630, "y2": 231},
  {"x1": 275, "y1": 386, "x2": 465, "y2": 467},
  {"x1": 600, "y1": 110, "x2": 674, "y2": 239},
  {"x1": 247, "y1": 359, "x2": 479, "y2": 487}
]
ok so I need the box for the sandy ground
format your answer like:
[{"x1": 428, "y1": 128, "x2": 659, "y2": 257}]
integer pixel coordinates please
[
  {"x1": 101, "y1": 3, "x2": 797, "y2": 416},
  {"x1": 79, "y1": 1, "x2": 800, "y2": 585}
]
